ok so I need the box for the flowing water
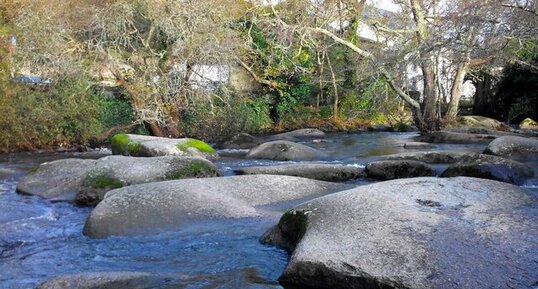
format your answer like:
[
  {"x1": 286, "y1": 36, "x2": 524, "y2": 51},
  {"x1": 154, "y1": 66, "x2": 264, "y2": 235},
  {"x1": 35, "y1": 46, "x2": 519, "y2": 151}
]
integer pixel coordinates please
[{"x1": 1, "y1": 132, "x2": 536, "y2": 288}]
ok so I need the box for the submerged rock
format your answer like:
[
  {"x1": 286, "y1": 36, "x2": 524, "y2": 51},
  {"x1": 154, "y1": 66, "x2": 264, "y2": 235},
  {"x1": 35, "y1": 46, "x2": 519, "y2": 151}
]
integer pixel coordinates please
[
  {"x1": 262, "y1": 177, "x2": 538, "y2": 289},
  {"x1": 37, "y1": 271, "x2": 183, "y2": 289},
  {"x1": 403, "y1": 142, "x2": 432, "y2": 149},
  {"x1": 235, "y1": 163, "x2": 366, "y2": 182},
  {"x1": 111, "y1": 134, "x2": 216, "y2": 159},
  {"x1": 484, "y1": 135, "x2": 538, "y2": 161},
  {"x1": 16, "y1": 159, "x2": 97, "y2": 200},
  {"x1": 416, "y1": 131, "x2": 496, "y2": 144},
  {"x1": 220, "y1": 133, "x2": 263, "y2": 149},
  {"x1": 441, "y1": 153, "x2": 534, "y2": 184},
  {"x1": 270, "y1": 128, "x2": 325, "y2": 140},
  {"x1": 385, "y1": 151, "x2": 474, "y2": 164},
  {"x1": 84, "y1": 175, "x2": 352, "y2": 238},
  {"x1": 365, "y1": 160, "x2": 436, "y2": 180},
  {"x1": 76, "y1": 156, "x2": 220, "y2": 206},
  {"x1": 246, "y1": 141, "x2": 328, "y2": 161}
]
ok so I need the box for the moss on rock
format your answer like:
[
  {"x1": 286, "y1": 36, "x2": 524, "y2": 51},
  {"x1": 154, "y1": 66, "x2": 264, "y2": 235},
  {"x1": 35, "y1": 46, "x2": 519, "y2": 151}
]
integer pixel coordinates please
[
  {"x1": 83, "y1": 171, "x2": 124, "y2": 190},
  {"x1": 279, "y1": 209, "x2": 311, "y2": 244},
  {"x1": 111, "y1": 133, "x2": 142, "y2": 155},
  {"x1": 166, "y1": 159, "x2": 221, "y2": 179},
  {"x1": 176, "y1": 138, "x2": 215, "y2": 153}
]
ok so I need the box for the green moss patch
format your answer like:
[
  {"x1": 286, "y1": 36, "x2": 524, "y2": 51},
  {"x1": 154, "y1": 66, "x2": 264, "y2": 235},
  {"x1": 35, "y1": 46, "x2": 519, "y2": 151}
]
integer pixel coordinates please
[
  {"x1": 176, "y1": 138, "x2": 215, "y2": 153},
  {"x1": 279, "y1": 209, "x2": 311, "y2": 243},
  {"x1": 83, "y1": 172, "x2": 124, "y2": 189},
  {"x1": 111, "y1": 133, "x2": 142, "y2": 155}
]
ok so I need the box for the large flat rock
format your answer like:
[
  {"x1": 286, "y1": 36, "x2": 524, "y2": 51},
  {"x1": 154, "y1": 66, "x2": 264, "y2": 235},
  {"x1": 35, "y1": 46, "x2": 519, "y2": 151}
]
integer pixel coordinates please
[
  {"x1": 384, "y1": 151, "x2": 472, "y2": 163},
  {"x1": 416, "y1": 131, "x2": 496, "y2": 144},
  {"x1": 234, "y1": 163, "x2": 366, "y2": 182},
  {"x1": 16, "y1": 159, "x2": 97, "y2": 200},
  {"x1": 365, "y1": 160, "x2": 436, "y2": 180},
  {"x1": 262, "y1": 177, "x2": 538, "y2": 289},
  {"x1": 76, "y1": 155, "x2": 220, "y2": 206},
  {"x1": 84, "y1": 175, "x2": 352, "y2": 238},
  {"x1": 16, "y1": 156, "x2": 220, "y2": 204}
]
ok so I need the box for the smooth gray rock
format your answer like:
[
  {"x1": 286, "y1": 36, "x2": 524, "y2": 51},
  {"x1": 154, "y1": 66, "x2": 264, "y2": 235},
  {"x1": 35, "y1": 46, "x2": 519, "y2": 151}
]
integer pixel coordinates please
[
  {"x1": 84, "y1": 175, "x2": 352, "y2": 238},
  {"x1": 76, "y1": 156, "x2": 220, "y2": 206},
  {"x1": 16, "y1": 159, "x2": 97, "y2": 200},
  {"x1": 403, "y1": 142, "x2": 432, "y2": 149},
  {"x1": 37, "y1": 272, "x2": 183, "y2": 289},
  {"x1": 235, "y1": 163, "x2": 366, "y2": 182},
  {"x1": 220, "y1": 133, "x2": 263, "y2": 149},
  {"x1": 441, "y1": 153, "x2": 534, "y2": 185},
  {"x1": 246, "y1": 141, "x2": 328, "y2": 161},
  {"x1": 111, "y1": 134, "x2": 216, "y2": 159},
  {"x1": 484, "y1": 135, "x2": 538, "y2": 161},
  {"x1": 270, "y1": 128, "x2": 325, "y2": 140},
  {"x1": 262, "y1": 177, "x2": 538, "y2": 289},
  {"x1": 365, "y1": 160, "x2": 436, "y2": 180},
  {"x1": 385, "y1": 151, "x2": 474, "y2": 164},
  {"x1": 416, "y1": 131, "x2": 496, "y2": 144}
]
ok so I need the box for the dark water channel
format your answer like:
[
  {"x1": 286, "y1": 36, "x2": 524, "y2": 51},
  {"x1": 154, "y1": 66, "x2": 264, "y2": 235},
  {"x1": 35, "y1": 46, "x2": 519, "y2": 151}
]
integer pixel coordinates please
[{"x1": 1, "y1": 132, "x2": 536, "y2": 288}]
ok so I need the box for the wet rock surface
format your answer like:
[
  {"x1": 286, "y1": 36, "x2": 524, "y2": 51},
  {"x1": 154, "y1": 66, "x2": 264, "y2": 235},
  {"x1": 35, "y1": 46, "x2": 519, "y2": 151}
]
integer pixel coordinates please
[
  {"x1": 84, "y1": 175, "x2": 352, "y2": 238},
  {"x1": 365, "y1": 160, "x2": 436, "y2": 180},
  {"x1": 262, "y1": 177, "x2": 538, "y2": 289},
  {"x1": 484, "y1": 135, "x2": 538, "y2": 161},
  {"x1": 441, "y1": 153, "x2": 534, "y2": 185},
  {"x1": 37, "y1": 272, "x2": 184, "y2": 289},
  {"x1": 384, "y1": 151, "x2": 472, "y2": 163},
  {"x1": 416, "y1": 131, "x2": 497, "y2": 144},
  {"x1": 235, "y1": 163, "x2": 366, "y2": 182},
  {"x1": 403, "y1": 142, "x2": 432, "y2": 149},
  {"x1": 246, "y1": 141, "x2": 328, "y2": 161}
]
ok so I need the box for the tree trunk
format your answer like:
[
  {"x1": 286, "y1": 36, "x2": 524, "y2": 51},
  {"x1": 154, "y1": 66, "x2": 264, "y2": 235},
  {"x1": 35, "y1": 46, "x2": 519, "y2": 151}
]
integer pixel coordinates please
[
  {"x1": 446, "y1": 62, "x2": 467, "y2": 121},
  {"x1": 420, "y1": 58, "x2": 440, "y2": 131}
]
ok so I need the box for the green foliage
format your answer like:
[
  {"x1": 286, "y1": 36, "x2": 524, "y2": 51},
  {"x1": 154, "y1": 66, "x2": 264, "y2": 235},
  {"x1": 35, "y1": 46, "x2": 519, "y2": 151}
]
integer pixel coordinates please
[
  {"x1": 176, "y1": 139, "x2": 215, "y2": 153},
  {"x1": 98, "y1": 96, "x2": 134, "y2": 130},
  {"x1": 340, "y1": 77, "x2": 398, "y2": 120},
  {"x1": 181, "y1": 95, "x2": 273, "y2": 141},
  {"x1": 0, "y1": 80, "x2": 105, "y2": 151},
  {"x1": 496, "y1": 63, "x2": 538, "y2": 123}
]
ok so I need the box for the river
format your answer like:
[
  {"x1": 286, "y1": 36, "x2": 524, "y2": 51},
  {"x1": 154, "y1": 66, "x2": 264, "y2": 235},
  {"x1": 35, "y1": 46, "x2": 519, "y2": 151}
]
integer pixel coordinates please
[{"x1": 1, "y1": 132, "x2": 536, "y2": 288}]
